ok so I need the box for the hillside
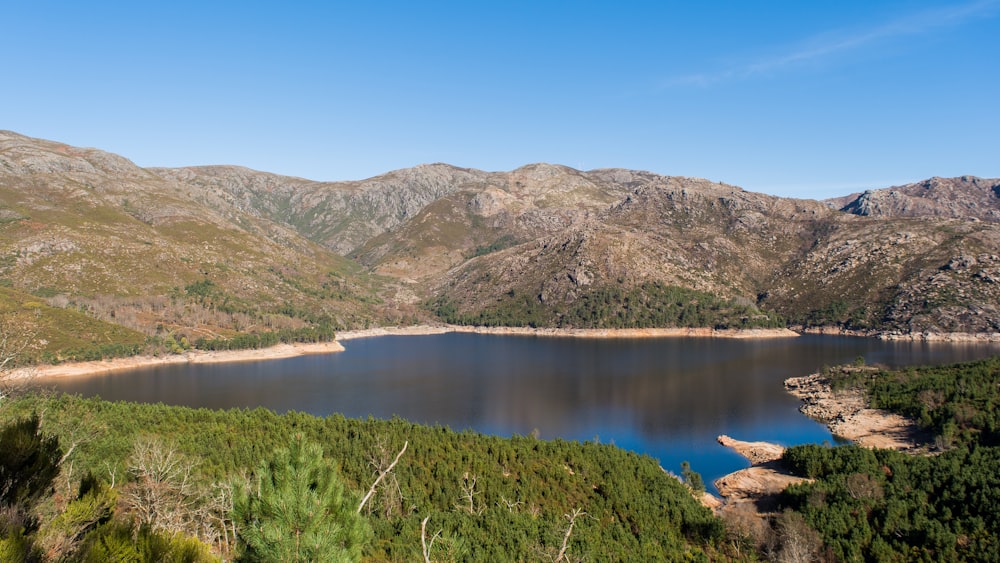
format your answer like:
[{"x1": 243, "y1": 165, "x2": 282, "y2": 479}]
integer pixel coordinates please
[
  {"x1": 0, "y1": 130, "x2": 391, "y2": 347},
  {"x1": 840, "y1": 176, "x2": 1000, "y2": 221},
  {"x1": 776, "y1": 357, "x2": 1000, "y2": 561},
  {"x1": 0, "y1": 395, "x2": 724, "y2": 561},
  {"x1": 2, "y1": 130, "x2": 1000, "y2": 351}
]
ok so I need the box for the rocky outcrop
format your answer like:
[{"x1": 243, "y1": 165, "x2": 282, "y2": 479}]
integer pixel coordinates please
[
  {"x1": 784, "y1": 372, "x2": 931, "y2": 452},
  {"x1": 716, "y1": 435, "x2": 785, "y2": 465},
  {"x1": 840, "y1": 176, "x2": 1000, "y2": 222},
  {"x1": 713, "y1": 436, "x2": 809, "y2": 513}
]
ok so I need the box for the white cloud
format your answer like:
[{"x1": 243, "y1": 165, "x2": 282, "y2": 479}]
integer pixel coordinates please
[{"x1": 667, "y1": 0, "x2": 1000, "y2": 87}]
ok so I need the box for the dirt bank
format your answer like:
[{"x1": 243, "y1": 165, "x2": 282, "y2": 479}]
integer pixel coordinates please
[
  {"x1": 18, "y1": 324, "x2": 796, "y2": 381},
  {"x1": 801, "y1": 326, "x2": 1000, "y2": 342}
]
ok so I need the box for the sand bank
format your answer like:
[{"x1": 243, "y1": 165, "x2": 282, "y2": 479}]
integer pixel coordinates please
[
  {"x1": 709, "y1": 369, "x2": 933, "y2": 513},
  {"x1": 18, "y1": 341, "x2": 346, "y2": 380},
  {"x1": 17, "y1": 324, "x2": 795, "y2": 381}
]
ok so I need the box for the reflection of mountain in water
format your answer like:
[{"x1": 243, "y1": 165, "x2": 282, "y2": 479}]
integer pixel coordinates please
[
  {"x1": 464, "y1": 335, "x2": 989, "y2": 439},
  {"x1": 41, "y1": 333, "x2": 1000, "y2": 446}
]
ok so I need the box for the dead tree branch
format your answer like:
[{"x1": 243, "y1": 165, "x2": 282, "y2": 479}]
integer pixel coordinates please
[
  {"x1": 457, "y1": 473, "x2": 481, "y2": 515},
  {"x1": 357, "y1": 439, "x2": 408, "y2": 514},
  {"x1": 555, "y1": 508, "x2": 586, "y2": 563},
  {"x1": 421, "y1": 515, "x2": 441, "y2": 563}
]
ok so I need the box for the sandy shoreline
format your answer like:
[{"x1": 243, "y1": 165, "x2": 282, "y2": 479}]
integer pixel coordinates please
[
  {"x1": 15, "y1": 324, "x2": 797, "y2": 381},
  {"x1": 712, "y1": 436, "x2": 809, "y2": 512},
  {"x1": 19, "y1": 341, "x2": 346, "y2": 380},
  {"x1": 338, "y1": 324, "x2": 802, "y2": 340},
  {"x1": 18, "y1": 322, "x2": 995, "y2": 381},
  {"x1": 709, "y1": 370, "x2": 930, "y2": 513}
]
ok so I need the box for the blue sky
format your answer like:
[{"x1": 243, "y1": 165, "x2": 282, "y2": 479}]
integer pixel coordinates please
[{"x1": 3, "y1": 1, "x2": 998, "y2": 199}]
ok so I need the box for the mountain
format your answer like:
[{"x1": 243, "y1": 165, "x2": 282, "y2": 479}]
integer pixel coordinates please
[
  {"x1": 2, "y1": 130, "x2": 999, "y2": 348},
  {"x1": 0, "y1": 130, "x2": 387, "y2": 348},
  {"x1": 839, "y1": 176, "x2": 1000, "y2": 221}
]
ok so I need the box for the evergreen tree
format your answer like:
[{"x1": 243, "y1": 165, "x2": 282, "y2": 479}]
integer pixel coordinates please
[
  {"x1": 0, "y1": 414, "x2": 62, "y2": 509},
  {"x1": 680, "y1": 461, "x2": 705, "y2": 494},
  {"x1": 234, "y1": 435, "x2": 371, "y2": 562}
]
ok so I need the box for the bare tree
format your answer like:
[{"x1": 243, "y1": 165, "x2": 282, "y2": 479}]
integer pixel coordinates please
[
  {"x1": 721, "y1": 503, "x2": 775, "y2": 559},
  {"x1": 194, "y1": 480, "x2": 238, "y2": 558},
  {"x1": 554, "y1": 508, "x2": 586, "y2": 563},
  {"x1": 497, "y1": 495, "x2": 522, "y2": 513},
  {"x1": 456, "y1": 473, "x2": 482, "y2": 515},
  {"x1": 421, "y1": 515, "x2": 441, "y2": 563},
  {"x1": 774, "y1": 510, "x2": 822, "y2": 563},
  {"x1": 357, "y1": 439, "x2": 408, "y2": 514},
  {"x1": 120, "y1": 436, "x2": 199, "y2": 535}
]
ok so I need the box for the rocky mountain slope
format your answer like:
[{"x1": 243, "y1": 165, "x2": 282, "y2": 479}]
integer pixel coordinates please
[
  {"x1": 839, "y1": 176, "x2": 1000, "y2": 221},
  {"x1": 0, "y1": 130, "x2": 386, "y2": 343},
  {"x1": 2, "y1": 130, "x2": 999, "y2": 344}
]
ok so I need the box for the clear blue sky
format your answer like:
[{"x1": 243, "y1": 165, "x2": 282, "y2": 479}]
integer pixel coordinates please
[{"x1": 4, "y1": 1, "x2": 998, "y2": 199}]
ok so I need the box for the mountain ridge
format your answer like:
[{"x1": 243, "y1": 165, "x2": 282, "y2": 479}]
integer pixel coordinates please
[{"x1": 2, "y1": 129, "x2": 999, "y2": 351}]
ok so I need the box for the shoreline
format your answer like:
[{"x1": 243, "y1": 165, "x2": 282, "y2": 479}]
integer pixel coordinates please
[
  {"x1": 784, "y1": 371, "x2": 931, "y2": 452},
  {"x1": 18, "y1": 324, "x2": 798, "y2": 381},
  {"x1": 710, "y1": 369, "x2": 933, "y2": 513},
  {"x1": 800, "y1": 326, "x2": 1000, "y2": 342},
  {"x1": 18, "y1": 322, "x2": 999, "y2": 383},
  {"x1": 19, "y1": 341, "x2": 346, "y2": 380},
  {"x1": 338, "y1": 324, "x2": 802, "y2": 340},
  {"x1": 712, "y1": 435, "x2": 809, "y2": 511}
]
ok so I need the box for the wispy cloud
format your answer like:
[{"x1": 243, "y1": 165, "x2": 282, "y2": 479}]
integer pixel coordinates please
[{"x1": 668, "y1": 0, "x2": 1000, "y2": 87}]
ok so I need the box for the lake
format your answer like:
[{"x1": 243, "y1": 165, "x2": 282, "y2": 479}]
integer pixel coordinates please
[{"x1": 36, "y1": 333, "x2": 1000, "y2": 492}]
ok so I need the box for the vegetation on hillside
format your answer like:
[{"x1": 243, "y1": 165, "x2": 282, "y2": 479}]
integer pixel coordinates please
[
  {"x1": 773, "y1": 357, "x2": 1000, "y2": 561},
  {"x1": 429, "y1": 282, "x2": 785, "y2": 330},
  {"x1": 0, "y1": 285, "x2": 342, "y2": 366},
  {"x1": 829, "y1": 356, "x2": 1000, "y2": 448},
  {"x1": 0, "y1": 287, "x2": 146, "y2": 366},
  {"x1": 0, "y1": 395, "x2": 723, "y2": 561}
]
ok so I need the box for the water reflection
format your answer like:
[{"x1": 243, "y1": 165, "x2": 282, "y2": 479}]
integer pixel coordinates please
[{"x1": 37, "y1": 334, "x2": 1000, "y2": 491}]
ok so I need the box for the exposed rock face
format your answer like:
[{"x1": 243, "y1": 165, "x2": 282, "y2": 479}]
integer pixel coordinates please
[
  {"x1": 3, "y1": 129, "x2": 1000, "y2": 336},
  {"x1": 840, "y1": 176, "x2": 1000, "y2": 222},
  {"x1": 716, "y1": 435, "x2": 785, "y2": 465}
]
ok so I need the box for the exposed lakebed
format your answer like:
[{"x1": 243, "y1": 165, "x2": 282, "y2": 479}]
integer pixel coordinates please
[{"x1": 36, "y1": 333, "x2": 1000, "y2": 492}]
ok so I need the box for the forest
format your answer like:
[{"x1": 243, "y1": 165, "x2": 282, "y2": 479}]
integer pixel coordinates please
[
  {"x1": 0, "y1": 394, "x2": 722, "y2": 562},
  {"x1": 429, "y1": 282, "x2": 785, "y2": 330},
  {"x1": 776, "y1": 356, "x2": 1000, "y2": 562}
]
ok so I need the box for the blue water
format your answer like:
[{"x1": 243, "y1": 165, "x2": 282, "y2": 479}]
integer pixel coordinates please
[{"x1": 37, "y1": 333, "x2": 1000, "y2": 493}]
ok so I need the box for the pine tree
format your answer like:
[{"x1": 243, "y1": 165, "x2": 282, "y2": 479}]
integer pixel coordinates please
[
  {"x1": 680, "y1": 461, "x2": 705, "y2": 494},
  {"x1": 0, "y1": 413, "x2": 62, "y2": 509},
  {"x1": 235, "y1": 435, "x2": 371, "y2": 562}
]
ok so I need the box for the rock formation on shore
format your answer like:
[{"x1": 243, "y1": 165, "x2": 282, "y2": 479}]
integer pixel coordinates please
[{"x1": 785, "y1": 372, "x2": 932, "y2": 452}]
